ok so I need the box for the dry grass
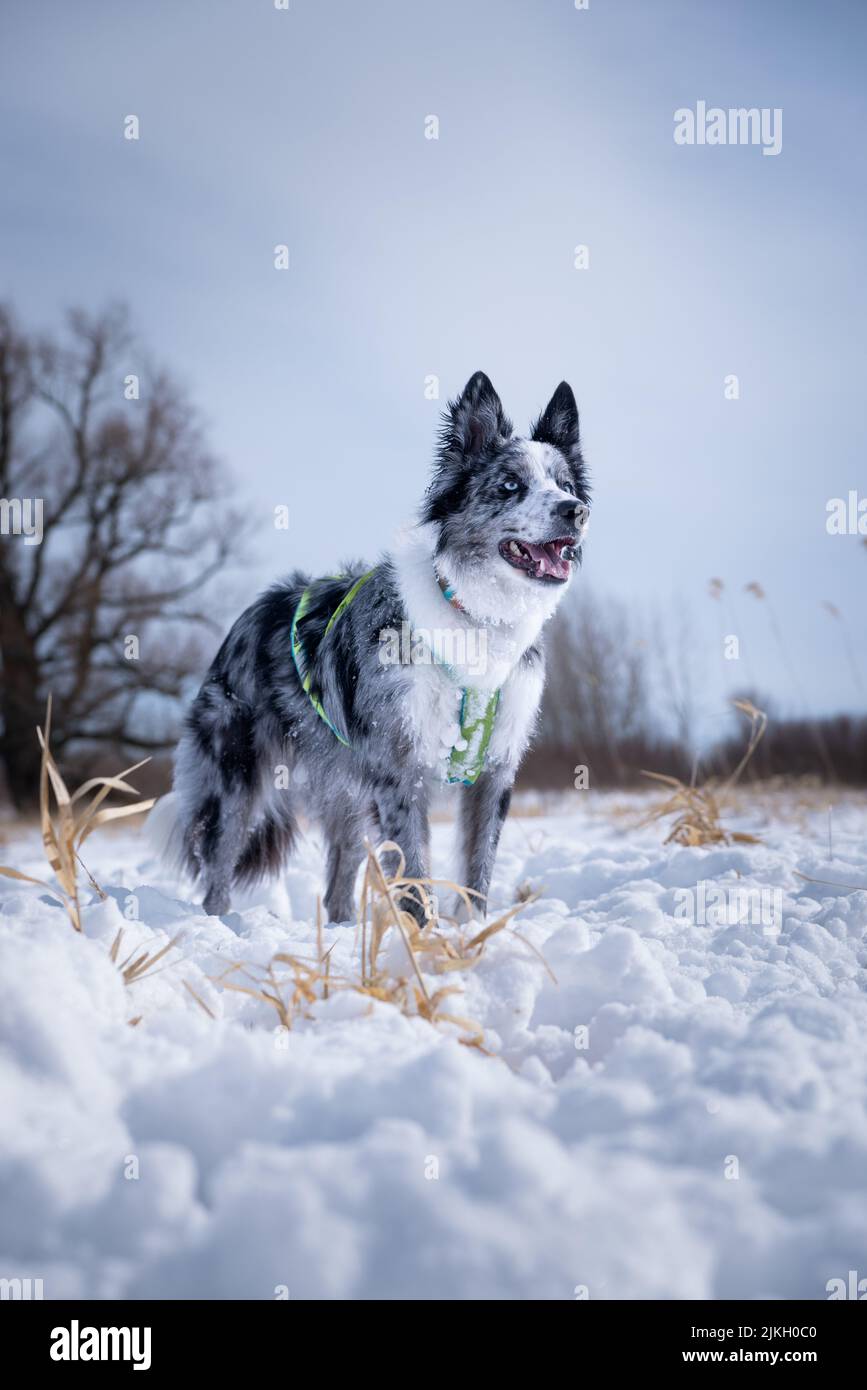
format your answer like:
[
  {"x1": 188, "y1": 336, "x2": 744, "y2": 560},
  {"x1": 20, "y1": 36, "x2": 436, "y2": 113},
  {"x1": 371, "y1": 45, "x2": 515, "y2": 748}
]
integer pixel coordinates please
[
  {"x1": 107, "y1": 925, "x2": 187, "y2": 1026},
  {"x1": 202, "y1": 839, "x2": 550, "y2": 1051},
  {"x1": 0, "y1": 719, "x2": 545, "y2": 1050},
  {"x1": 641, "y1": 699, "x2": 768, "y2": 846},
  {"x1": 109, "y1": 925, "x2": 183, "y2": 985},
  {"x1": 0, "y1": 697, "x2": 155, "y2": 931}
]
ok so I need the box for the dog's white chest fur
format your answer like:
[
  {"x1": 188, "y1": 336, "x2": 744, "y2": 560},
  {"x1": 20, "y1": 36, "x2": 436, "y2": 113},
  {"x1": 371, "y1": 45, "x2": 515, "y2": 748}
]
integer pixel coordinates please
[{"x1": 391, "y1": 525, "x2": 555, "y2": 778}]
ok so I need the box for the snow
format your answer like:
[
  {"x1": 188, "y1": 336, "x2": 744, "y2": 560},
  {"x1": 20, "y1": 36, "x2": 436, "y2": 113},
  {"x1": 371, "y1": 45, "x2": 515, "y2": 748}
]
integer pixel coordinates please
[{"x1": 1, "y1": 790, "x2": 866, "y2": 1300}]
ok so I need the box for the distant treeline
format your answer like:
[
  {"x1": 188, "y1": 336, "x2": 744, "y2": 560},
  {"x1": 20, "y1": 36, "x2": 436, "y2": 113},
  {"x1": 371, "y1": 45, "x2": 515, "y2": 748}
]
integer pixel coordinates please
[
  {"x1": 522, "y1": 715, "x2": 867, "y2": 791},
  {"x1": 520, "y1": 590, "x2": 867, "y2": 790},
  {"x1": 5, "y1": 581, "x2": 865, "y2": 807}
]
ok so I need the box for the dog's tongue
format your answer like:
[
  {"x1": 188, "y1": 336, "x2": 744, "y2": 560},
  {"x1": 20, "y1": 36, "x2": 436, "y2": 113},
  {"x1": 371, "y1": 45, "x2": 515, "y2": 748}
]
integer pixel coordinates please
[{"x1": 522, "y1": 541, "x2": 570, "y2": 580}]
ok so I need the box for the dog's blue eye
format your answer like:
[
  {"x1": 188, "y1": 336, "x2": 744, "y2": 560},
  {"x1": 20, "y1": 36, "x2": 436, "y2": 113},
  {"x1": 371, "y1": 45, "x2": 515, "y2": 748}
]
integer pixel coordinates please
[{"x1": 502, "y1": 479, "x2": 519, "y2": 493}]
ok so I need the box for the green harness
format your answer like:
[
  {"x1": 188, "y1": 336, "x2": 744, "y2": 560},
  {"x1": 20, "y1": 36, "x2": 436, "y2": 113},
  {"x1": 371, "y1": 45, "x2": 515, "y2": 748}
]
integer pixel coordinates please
[{"x1": 290, "y1": 569, "x2": 499, "y2": 785}]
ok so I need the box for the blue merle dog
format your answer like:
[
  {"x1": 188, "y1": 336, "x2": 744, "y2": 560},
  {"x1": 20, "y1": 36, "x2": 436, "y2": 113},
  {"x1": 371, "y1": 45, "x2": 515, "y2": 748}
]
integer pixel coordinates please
[{"x1": 172, "y1": 373, "x2": 590, "y2": 922}]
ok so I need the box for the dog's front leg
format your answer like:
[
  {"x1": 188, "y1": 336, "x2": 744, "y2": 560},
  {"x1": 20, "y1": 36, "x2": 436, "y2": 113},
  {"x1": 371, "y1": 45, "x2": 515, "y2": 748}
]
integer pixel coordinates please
[
  {"x1": 457, "y1": 764, "x2": 514, "y2": 919},
  {"x1": 372, "y1": 775, "x2": 430, "y2": 924}
]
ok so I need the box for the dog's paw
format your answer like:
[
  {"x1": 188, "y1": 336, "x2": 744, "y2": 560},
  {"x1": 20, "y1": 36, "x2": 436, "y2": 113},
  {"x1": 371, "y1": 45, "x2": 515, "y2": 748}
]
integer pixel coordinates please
[{"x1": 451, "y1": 893, "x2": 485, "y2": 927}]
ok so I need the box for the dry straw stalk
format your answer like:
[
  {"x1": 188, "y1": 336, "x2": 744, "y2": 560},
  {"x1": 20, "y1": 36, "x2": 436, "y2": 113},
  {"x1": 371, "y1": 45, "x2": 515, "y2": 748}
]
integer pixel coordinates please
[
  {"x1": 204, "y1": 839, "x2": 551, "y2": 1051},
  {"x1": 0, "y1": 722, "x2": 548, "y2": 1052},
  {"x1": 0, "y1": 696, "x2": 156, "y2": 930},
  {"x1": 642, "y1": 699, "x2": 768, "y2": 847}
]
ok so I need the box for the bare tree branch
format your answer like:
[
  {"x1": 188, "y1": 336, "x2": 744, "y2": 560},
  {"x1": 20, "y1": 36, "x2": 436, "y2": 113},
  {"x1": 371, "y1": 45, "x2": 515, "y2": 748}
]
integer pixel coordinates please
[{"x1": 0, "y1": 303, "x2": 246, "y2": 806}]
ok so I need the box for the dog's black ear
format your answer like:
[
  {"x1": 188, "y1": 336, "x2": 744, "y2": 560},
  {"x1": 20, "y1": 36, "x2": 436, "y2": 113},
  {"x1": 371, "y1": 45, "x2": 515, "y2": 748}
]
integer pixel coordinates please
[
  {"x1": 439, "y1": 371, "x2": 512, "y2": 462},
  {"x1": 531, "y1": 381, "x2": 580, "y2": 457},
  {"x1": 531, "y1": 381, "x2": 588, "y2": 496}
]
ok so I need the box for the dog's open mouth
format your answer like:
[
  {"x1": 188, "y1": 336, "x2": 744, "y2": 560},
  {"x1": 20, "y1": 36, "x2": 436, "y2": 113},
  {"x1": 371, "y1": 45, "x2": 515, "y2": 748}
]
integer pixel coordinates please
[{"x1": 498, "y1": 535, "x2": 576, "y2": 583}]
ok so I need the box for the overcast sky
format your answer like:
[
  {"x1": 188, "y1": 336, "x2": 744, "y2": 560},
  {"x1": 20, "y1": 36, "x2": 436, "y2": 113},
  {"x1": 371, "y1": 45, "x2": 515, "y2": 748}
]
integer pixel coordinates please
[{"x1": 2, "y1": 0, "x2": 865, "y2": 736}]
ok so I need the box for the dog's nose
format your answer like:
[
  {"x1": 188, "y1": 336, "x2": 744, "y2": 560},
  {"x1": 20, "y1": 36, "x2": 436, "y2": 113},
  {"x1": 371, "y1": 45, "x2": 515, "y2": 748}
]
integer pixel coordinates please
[{"x1": 558, "y1": 497, "x2": 590, "y2": 528}]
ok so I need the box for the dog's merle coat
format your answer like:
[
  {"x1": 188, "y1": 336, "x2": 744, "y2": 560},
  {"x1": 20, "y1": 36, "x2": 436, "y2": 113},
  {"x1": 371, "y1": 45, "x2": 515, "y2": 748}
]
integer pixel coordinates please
[{"x1": 174, "y1": 373, "x2": 590, "y2": 921}]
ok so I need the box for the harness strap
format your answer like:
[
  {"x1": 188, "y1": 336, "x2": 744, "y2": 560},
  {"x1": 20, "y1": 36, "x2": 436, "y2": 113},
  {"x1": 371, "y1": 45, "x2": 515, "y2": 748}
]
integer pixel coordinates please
[
  {"x1": 445, "y1": 686, "x2": 500, "y2": 787},
  {"x1": 290, "y1": 566, "x2": 500, "y2": 786},
  {"x1": 433, "y1": 570, "x2": 499, "y2": 785},
  {"x1": 290, "y1": 570, "x2": 375, "y2": 746}
]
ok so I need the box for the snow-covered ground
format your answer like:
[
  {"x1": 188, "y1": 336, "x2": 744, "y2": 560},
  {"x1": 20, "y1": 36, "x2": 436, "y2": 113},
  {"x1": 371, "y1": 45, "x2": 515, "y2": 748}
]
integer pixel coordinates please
[{"x1": 1, "y1": 789, "x2": 866, "y2": 1300}]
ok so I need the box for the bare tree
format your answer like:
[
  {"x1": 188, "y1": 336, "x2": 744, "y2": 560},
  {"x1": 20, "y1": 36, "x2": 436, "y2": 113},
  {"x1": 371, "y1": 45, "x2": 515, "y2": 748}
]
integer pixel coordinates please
[
  {"x1": 0, "y1": 303, "x2": 243, "y2": 807},
  {"x1": 536, "y1": 587, "x2": 651, "y2": 783},
  {"x1": 649, "y1": 599, "x2": 703, "y2": 756}
]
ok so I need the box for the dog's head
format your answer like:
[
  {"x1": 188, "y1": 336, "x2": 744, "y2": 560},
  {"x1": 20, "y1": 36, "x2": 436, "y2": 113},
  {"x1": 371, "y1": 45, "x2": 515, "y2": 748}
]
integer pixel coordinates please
[{"x1": 421, "y1": 373, "x2": 590, "y2": 602}]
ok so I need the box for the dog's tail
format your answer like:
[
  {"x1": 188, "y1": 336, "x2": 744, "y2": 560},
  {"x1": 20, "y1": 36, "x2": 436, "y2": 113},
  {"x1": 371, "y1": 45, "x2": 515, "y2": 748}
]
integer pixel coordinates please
[
  {"x1": 231, "y1": 801, "x2": 298, "y2": 888},
  {"x1": 152, "y1": 778, "x2": 298, "y2": 890}
]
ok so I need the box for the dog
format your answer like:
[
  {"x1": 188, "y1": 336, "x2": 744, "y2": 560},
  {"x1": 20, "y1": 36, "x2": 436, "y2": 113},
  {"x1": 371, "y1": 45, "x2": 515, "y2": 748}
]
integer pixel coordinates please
[{"x1": 172, "y1": 372, "x2": 590, "y2": 922}]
